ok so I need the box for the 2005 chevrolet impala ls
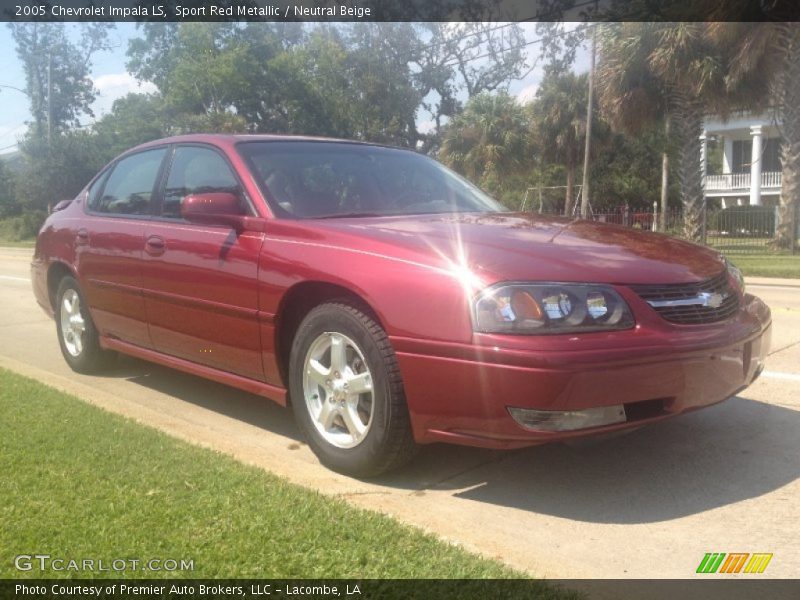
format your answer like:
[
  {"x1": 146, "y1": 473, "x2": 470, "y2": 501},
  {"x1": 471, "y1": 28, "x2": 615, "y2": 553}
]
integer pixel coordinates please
[{"x1": 31, "y1": 135, "x2": 771, "y2": 476}]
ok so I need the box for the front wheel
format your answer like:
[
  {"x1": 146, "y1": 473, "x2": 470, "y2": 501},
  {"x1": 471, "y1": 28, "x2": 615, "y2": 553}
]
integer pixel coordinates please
[
  {"x1": 289, "y1": 302, "x2": 417, "y2": 477},
  {"x1": 55, "y1": 276, "x2": 115, "y2": 374}
]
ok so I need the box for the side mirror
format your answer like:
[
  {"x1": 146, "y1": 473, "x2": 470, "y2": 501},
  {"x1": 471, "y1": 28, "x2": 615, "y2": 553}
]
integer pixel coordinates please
[
  {"x1": 181, "y1": 192, "x2": 252, "y2": 230},
  {"x1": 52, "y1": 199, "x2": 73, "y2": 213},
  {"x1": 182, "y1": 192, "x2": 242, "y2": 218}
]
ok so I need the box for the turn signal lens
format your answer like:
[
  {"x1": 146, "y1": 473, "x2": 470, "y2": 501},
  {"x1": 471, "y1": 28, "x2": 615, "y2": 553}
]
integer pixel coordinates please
[{"x1": 511, "y1": 290, "x2": 543, "y2": 321}]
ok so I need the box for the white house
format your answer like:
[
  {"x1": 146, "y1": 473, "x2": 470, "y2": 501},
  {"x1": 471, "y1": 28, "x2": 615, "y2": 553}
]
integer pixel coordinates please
[{"x1": 702, "y1": 111, "x2": 782, "y2": 208}]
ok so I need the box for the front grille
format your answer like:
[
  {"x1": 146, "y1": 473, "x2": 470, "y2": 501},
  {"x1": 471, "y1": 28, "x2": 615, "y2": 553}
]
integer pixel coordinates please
[{"x1": 630, "y1": 270, "x2": 740, "y2": 325}]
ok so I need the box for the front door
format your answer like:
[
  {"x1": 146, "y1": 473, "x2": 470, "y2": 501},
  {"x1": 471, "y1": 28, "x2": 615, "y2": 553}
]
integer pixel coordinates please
[{"x1": 141, "y1": 144, "x2": 265, "y2": 381}]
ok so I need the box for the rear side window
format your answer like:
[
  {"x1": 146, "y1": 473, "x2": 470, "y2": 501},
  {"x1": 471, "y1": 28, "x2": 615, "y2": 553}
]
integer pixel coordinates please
[
  {"x1": 162, "y1": 146, "x2": 245, "y2": 219},
  {"x1": 89, "y1": 148, "x2": 167, "y2": 215}
]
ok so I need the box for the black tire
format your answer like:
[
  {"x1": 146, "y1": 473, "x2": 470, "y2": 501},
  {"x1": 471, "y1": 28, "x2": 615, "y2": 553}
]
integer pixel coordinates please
[
  {"x1": 55, "y1": 276, "x2": 116, "y2": 374},
  {"x1": 289, "y1": 301, "x2": 417, "y2": 477}
]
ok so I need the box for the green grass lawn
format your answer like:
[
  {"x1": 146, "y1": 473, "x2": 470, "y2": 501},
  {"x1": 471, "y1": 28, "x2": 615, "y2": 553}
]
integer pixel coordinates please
[
  {"x1": 723, "y1": 254, "x2": 800, "y2": 279},
  {"x1": 0, "y1": 368, "x2": 575, "y2": 596},
  {"x1": 0, "y1": 238, "x2": 35, "y2": 248}
]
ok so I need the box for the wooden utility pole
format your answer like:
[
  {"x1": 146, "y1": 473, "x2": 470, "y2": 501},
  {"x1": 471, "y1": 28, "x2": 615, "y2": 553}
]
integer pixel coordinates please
[{"x1": 580, "y1": 25, "x2": 597, "y2": 219}]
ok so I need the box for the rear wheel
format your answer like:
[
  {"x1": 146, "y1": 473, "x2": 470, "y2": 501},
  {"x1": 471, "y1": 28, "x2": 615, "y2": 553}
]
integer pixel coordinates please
[
  {"x1": 55, "y1": 276, "x2": 115, "y2": 373},
  {"x1": 289, "y1": 302, "x2": 417, "y2": 477}
]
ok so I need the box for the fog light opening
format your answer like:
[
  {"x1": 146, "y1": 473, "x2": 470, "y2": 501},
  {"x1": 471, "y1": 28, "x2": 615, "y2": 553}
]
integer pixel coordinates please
[{"x1": 508, "y1": 405, "x2": 627, "y2": 432}]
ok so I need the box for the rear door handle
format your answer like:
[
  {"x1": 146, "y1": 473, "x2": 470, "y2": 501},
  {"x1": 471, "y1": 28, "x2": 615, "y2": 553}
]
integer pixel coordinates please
[
  {"x1": 145, "y1": 235, "x2": 166, "y2": 256},
  {"x1": 76, "y1": 228, "x2": 89, "y2": 246}
]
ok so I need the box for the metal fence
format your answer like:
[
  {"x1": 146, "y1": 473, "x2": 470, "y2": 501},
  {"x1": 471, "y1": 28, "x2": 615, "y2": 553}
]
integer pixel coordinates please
[{"x1": 525, "y1": 204, "x2": 799, "y2": 255}]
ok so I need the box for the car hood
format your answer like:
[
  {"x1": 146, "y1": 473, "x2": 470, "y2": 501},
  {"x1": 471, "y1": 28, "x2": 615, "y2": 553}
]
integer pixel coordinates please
[{"x1": 306, "y1": 212, "x2": 726, "y2": 286}]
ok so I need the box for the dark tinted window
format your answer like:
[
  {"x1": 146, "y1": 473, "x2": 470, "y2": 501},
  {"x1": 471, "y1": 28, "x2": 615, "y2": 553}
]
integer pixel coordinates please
[
  {"x1": 90, "y1": 148, "x2": 166, "y2": 215},
  {"x1": 732, "y1": 139, "x2": 752, "y2": 174},
  {"x1": 763, "y1": 138, "x2": 782, "y2": 173},
  {"x1": 162, "y1": 146, "x2": 244, "y2": 219},
  {"x1": 238, "y1": 142, "x2": 506, "y2": 219}
]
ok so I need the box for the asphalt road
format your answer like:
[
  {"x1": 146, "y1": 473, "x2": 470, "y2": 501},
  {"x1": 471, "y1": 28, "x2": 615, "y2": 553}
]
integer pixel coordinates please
[{"x1": 2, "y1": 247, "x2": 799, "y2": 582}]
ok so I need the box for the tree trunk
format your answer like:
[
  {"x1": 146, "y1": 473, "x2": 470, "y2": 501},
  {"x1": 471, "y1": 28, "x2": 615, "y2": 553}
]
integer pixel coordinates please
[
  {"x1": 564, "y1": 166, "x2": 575, "y2": 216},
  {"x1": 773, "y1": 24, "x2": 800, "y2": 251},
  {"x1": 673, "y1": 95, "x2": 705, "y2": 243},
  {"x1": 660, "y1": 113, "x2": 671, "y2": 232}
]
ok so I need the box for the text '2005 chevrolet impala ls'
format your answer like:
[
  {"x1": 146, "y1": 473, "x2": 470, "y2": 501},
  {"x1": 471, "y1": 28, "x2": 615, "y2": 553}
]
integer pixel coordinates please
[{"x1": 31, "y1": 135, "x2": 771, "y2": 476}]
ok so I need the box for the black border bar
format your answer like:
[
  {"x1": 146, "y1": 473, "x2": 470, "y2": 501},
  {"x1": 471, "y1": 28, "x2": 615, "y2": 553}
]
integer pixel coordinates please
[
  {"x1": 2, "y1": 579, "x2": 800, "y2": 600},
  {"x1": 2, "y1": 0, "x2": 800, "y2": 23}
]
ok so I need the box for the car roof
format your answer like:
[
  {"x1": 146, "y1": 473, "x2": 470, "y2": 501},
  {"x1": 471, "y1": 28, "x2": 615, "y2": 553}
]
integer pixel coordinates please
[{"x1": 130, "y1": 133, "x2": 391, "y2": 154}]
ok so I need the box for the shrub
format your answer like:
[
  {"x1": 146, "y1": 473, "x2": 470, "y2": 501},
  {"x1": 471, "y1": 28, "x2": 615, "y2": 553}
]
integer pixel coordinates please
[{"x1": 0, "y1": 211, "x2": 47, "y2": 242}]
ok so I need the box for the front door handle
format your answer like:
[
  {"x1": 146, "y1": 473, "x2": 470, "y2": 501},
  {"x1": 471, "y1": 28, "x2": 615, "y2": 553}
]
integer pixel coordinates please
[
  {"x1": 76, "y1": 228, "x2": 89, "y2": 246},
  {"x1": 145, "y1": 235, "x2": 166, "y2": 256}
]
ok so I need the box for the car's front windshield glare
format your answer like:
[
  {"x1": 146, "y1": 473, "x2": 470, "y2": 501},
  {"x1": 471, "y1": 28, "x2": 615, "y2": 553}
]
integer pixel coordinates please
[{"x1": 238, "y1": 141, "x2": 508, "y2": 218}]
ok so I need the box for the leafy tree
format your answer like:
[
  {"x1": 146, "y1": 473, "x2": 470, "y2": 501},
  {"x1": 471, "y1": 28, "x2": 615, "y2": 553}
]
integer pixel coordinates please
[
  {"x1": 91, "y1": 93, "x2": 170, "y2": 160},
  {"x1": 126, "y1": 23, "x2": 535, "y2": 150},
  {"x1": 439, "y1": 91, "x2": 530, "y2": 202},
  {"x1": 528, "y1": 71, "x2": 608, "y2": 215},
  {"x1": 412, "y1": 23, "x2": 536, "y2": 152},
  {"x1": 8, "y1": 23, "x2": 114, "y2": 138},
  {"x1": 14, "y1": 131, "x2": 104, "y2": 211},
  {"x1": 591, "y1": 128, "x2": 678, "y2": 212},
  {"x1": 0, "y1": 158, "x2": 18, "y2": 218}
]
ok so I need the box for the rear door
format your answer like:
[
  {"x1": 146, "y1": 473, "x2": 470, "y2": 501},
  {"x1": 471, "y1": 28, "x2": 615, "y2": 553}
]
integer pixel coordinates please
[
  {"x1": 79, "y1": 147, "x2": 168, "y2": 348},
  {"x1": 141, "y1": 144, "x2": 265, "y2": 381}
]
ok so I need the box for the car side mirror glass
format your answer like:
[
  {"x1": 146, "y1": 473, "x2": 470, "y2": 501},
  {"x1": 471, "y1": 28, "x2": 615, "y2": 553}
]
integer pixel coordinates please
[{"x1": 181, "y1": 192, "x2": 243, "y2": 218}]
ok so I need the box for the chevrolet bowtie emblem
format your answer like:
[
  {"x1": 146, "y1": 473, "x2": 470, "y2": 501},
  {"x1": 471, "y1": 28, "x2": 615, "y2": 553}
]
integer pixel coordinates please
[
  {"x1": 646, "y1": 290, "x2": 729, "y2": 309},
  {"x1": 699, "y1": 291, "x2": 726, "y2": 309}
]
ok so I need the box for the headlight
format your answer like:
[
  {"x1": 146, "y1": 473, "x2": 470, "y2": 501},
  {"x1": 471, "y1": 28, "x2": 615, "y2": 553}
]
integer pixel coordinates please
[
  {"x1": 473, "y1": 283, "x2": 635, "y2": 334},
  {"x1": 725, "y1": 258, "x2": 745, "y2": 293}
]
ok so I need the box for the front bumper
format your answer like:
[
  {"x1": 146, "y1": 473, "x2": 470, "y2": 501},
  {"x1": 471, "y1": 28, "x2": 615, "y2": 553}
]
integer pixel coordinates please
[{"x1": 393, "y1": 293, "x2": 771, "y2": 449}]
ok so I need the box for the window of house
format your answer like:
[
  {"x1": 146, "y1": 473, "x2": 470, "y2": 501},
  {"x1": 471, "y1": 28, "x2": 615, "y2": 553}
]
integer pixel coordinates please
[
  {"x1": 731, "y1": 139, "x2": 752, "y2": 174},
  {"x1": 763, "y1": 138, "x2": 782, "y2": 172}
]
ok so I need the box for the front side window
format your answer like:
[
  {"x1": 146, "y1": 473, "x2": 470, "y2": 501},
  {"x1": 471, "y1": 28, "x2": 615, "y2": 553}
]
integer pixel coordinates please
[
  {"x1": 162, "y1": 146, "x2": 245, "y2": 219},
  {"x1": 238, "y1": 141, "x2": 507, "y2": 219},
  {"x1": 90, "y1": 148, "x2": 167, "y2": 215}
]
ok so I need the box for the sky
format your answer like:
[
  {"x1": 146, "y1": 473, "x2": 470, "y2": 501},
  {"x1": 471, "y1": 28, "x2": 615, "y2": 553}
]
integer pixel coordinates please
[{"x1": 0, "y1": 22, "x2": 589, "y2": 155}]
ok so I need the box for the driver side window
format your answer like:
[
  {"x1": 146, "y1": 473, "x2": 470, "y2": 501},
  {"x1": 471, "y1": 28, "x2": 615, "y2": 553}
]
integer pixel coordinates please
[{"x1": 162, "y1": 146, "x2": 244, "y2": 219}]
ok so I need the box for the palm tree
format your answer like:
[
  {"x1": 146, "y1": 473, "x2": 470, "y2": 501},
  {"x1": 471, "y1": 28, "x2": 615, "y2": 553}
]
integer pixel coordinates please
[
  {"x1": 597, "y1": 23, "x2": 672, "y2": 231},
  {"x1": 528, "y1": 71, "x2": 593, "y2": 216},
  {"x1": 597, "y1": 23, "x2": 728, "y2": 242},
  {"x1": 708, "y1": 16, "x2": 800, "y2": 250},
  {"x1": 439, "y1": 91, "x2": 530, "y2": 188}
]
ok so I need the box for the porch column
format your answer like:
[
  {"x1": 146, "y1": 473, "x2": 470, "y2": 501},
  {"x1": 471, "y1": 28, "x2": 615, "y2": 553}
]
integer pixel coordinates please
[
  {"x1": 750, "y1": 125, "x2": 763, "y2": 206},
  {"x1": 700, "y1": 131, "x2": 707, "y2": 180}
]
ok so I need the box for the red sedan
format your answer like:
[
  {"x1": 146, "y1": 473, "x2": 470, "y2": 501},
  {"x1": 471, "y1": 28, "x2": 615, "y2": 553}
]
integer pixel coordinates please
[{"x1": 31, "y1": 135, "x2": 771, "y2": 476}]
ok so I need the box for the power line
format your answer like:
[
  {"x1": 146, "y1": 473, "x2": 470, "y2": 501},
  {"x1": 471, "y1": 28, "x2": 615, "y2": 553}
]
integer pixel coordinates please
[{"x1": 0, "y1": 83, "x2": 27, "y2": 94}]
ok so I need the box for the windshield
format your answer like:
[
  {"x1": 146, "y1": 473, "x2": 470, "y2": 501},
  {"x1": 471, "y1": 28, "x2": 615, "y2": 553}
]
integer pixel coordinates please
[{"x1": 237, "y1": 141, "x2": 507, "y2": 218}]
